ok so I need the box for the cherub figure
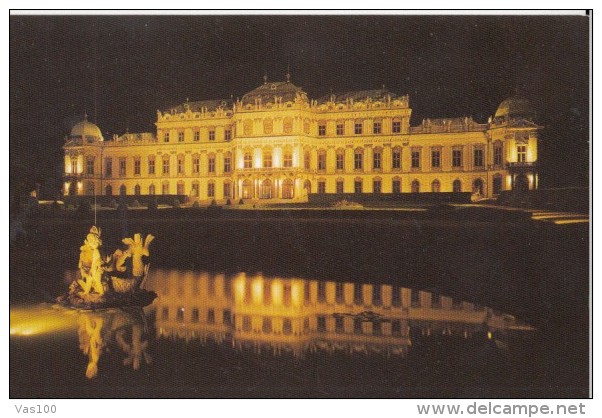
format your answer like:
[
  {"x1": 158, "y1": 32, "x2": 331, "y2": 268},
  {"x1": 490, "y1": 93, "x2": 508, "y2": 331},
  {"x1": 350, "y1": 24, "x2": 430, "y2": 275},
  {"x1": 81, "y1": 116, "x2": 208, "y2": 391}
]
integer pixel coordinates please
[
  {"x1": 122, "y1": 233, "x2": 154, "y2": 280},
  {"x1": 77, "y1": 226, "x2": 105, "y2": 296}
]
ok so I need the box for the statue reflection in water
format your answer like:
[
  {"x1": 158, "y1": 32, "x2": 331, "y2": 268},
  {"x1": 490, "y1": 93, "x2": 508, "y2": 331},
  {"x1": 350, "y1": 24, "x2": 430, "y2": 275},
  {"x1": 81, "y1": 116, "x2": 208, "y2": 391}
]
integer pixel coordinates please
[{"x1": 76, "y1": 308, "x2": 151, "y2": 379}]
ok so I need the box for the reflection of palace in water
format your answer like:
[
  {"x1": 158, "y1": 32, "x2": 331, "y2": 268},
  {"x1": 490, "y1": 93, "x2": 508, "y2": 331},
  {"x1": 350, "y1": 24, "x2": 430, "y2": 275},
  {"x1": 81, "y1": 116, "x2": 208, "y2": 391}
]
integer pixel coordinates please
[{"x1": 145, "y1": 269, "x2": 530, "y2": 358}]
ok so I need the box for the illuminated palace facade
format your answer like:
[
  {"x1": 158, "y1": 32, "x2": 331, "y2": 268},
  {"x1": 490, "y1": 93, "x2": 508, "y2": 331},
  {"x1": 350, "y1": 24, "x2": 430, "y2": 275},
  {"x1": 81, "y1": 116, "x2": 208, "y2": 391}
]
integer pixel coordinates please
[{"x1": 63, "y1": 79, "x2": 540, "y2": 202}]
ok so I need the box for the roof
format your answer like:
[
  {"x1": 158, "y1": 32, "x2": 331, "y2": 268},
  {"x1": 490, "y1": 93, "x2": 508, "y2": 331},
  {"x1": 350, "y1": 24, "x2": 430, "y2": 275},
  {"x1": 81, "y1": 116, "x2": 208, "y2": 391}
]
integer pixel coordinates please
[
  {"x1": 164, "y1": 99, "x2": 233, "y2": 114},
  {"x1": 495, "y1": 96, "x2": 535, "y2": 119},
  {"x1": 316, "y1": 89, "x2": 398, "y2": 104},
  {"x1": 241, "y1": 81, "x2": 306, "y2": 105},
  {"x1": 70, "y1": 117, "x2": 103, "y2": 141}
]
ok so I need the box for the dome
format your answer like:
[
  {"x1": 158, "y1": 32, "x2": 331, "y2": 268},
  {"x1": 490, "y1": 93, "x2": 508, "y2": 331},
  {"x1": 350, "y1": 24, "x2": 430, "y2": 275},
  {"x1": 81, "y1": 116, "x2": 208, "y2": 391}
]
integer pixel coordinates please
[
  {"x1": 70, "y1": 116, "x2": 103, "y2": 141},
  {"x1": 494, "y1": 96, "x2": 535, "y2": 119},
  {"x1": 241, "y1": 81, "x2": 307, "y2": 105}
]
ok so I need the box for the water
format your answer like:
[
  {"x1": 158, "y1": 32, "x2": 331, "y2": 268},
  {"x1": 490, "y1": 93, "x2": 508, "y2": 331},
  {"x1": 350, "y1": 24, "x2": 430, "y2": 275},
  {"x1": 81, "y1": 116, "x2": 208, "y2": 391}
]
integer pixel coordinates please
[{"x1": 11, "y1": 268, "x2": 538, "y2": 398}]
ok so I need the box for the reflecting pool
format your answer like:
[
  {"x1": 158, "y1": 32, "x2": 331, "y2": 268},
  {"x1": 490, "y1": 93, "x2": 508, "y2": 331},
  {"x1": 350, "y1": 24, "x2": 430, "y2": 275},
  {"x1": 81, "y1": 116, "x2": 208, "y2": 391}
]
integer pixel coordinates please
[{"x1": 10, "y1": 269, "x2": 537, "y2": 398}]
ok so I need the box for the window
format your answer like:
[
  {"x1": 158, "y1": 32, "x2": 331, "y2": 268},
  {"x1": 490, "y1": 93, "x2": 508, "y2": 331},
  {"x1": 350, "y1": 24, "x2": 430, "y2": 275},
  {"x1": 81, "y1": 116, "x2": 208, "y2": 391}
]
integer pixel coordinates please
[
  {"x1": 517, "y1": 145, "x2": 527, "y2": 162},
  {"x1": 373, "y1": 284, "x2": 382, "y2": 306},
  {"x1": 318, "y1": 152, "x2": 326, "y2": 171},
  {"x1": 71, "y1": 159, "x2": 78, "y2": 174},
  {"x1": 105, "y1": 157, "x2": 113, "y2": 177},
  {"x1": 148, "y1": 157, "x2": 155, "y2": 175},
  {"x1": 336, "y1": 151, "x2": 344, "y2": 170},
  {"x1": 474, "y1": 148, "x2": 484, "y2": 167},
  {"x1": 391, "y1": 319, "x2": 401, "y2": 336},
  {"x1": 134, "y1": 184, "x2": 141, "y2": 195},
  {"x1": 193, "y1": 130, "x2": 200, "y2": 141},
  {"x1": 208, "y1": 129, "x2": 215, "y2": 141},
  {"x1": 317, "y1": 316, "x2": 326, "y2": 332},
  {"x1": 354, "y1": 121, "x2": 363, "y2": 135},
  {"x1": 162, "y1": 182, "x2": 169, "y2": 195},
  {"x1": 494, "y1": 144, "x2": 503, "y2": 166},
  {"x1": 335, "y1": 316, "x2": 344, "y2": 333},
  {"x1": 318, "y1": 123, "x2": 326, "y2": 136},
  {"x1": 191, "y1": 182, "x2": 199, "y2": 197},
  {"x1": 452, "y1": 149, "x2": 463, "y2": 167},
  {"x1": 178, "y1": 131, "x2": 184, "y2": 142},
  {"x1": 163, "y1": 132, "x2": 170, "y2": 142},
  {"x1": 431, "y1": 179, "x2": 441, "y2": 193},
  {"x1": 336, "y1": 179, "x2": 344, "y2": 194},
  {"x1": 208, "y1": 156, "x2": 215, "y2": 173},
  {"x1": 161, "y1": 307, "x2": 169, "y2": 320},
  {"x1": 336, "y1": 123, "x2": 344, "y2": 136},
  {"x1": 223, "y1": 182, "x2": 231, "y2": 198},
  {"x1": 303, "y1": 120, "x2": 310, "y2": 134},
  {"x1": 431, "y1": 149, "x2": 441, "y2": 168},
  {"x1": 191, "y1": 308, "x2": 199, "y2": 323},
  {"x1": 105, "y1": 184, "x2": 112, "y2": 196},
  {"x1": 335, "y1": 282, "x2": 344, "y2": 304},
  {"x1": 244, "y1": 153, "x2": 252, "y2": 168},
  {"x1": 392, "y1": 148, "x2": 401, "y2": 169},
  {"x1": 392, "y1": 179, "x2": 401, "y2": 194},
  {"x1": 242, "y1": 316, "x2": 251, "y2": 332},
  {"x1": 208, "y1": 183, "x2": 215, "y2": 198},
  {"x1": 493, "y1": 175, "x2": 502, "y2": 195},
  {"x1": 453, "y1": 179, "x2": 462, "y2": 192},
  {"x1": 318, "y1": 181, "x2": 326, "y2": 194},
  {"x1": 177, "y1": 182, "x2": 184, "y2": 195},
  {"x1": 263, "y1": 151, "x2": 272, "y2": 168},
  {"x1": 162, "y1": 158, "x2": 169, "y2": 175},
  {"x1": 411, "y1": 150, "x2": 421, "y2": 169},
  {"x1": 411, "y1": 180, "x2": 420, "y2": 193},
  {"x1": 304, "y1": 152, "x2": 310, "y2": 170},
  {"x1": 223, "y1": 309, "x2": 232, "y2": 325},
  {"x1": 354, "y1": 283, "x2": 363, "y2": 305},
  {"x1": 207, "y1": 309, "x2": 215, "y2": 324},
  {"x1": 86, "y1": 182, "x2": 95, "y2": 195},
  {"x1": 354, "y1": 149, "x2": 363, "y2": 170},
  {"x1": 192, "y1": 156, "x2": 200, "y2": 174},
  {"x1": 373, "y1": 150, "x2": 382, "y2": 170},
  {"x1": 317, "y1": 282, "x2": 326, "y2": 303},
  {"x1": 119, "y1": 158, "x2": 126, "y2": 176},
  {"x1": 392, "y1": 120, "x2": 401, "y2": 133},
  {"x1": 283, "y1": 152, "x2": 293, "y2": 168},
  {"x1": 85, "y1": 157, "x2": 94, "y2": 175},
  {"x1": 134, "y1": 158, "x2": 141, "y2": 175},
  {"x1": 431, "y1": 293, "x2": 441, "y2": 308},
  {"x1": 282, "y1": 179, "x2": 294, "y2": 199},
  {"x1": 224, "y1": 156, "x2": 231, "y2": 173},
  {"x1": 411, "y1": 289, "x2": 421, "y2": 307},
  {"x1": 149, "y1": 184, "x2": 155, "y2": 195},
  {"x1": 177, "y1": 156, "x2": 184, "y2": 174},
  {"x1": 373, "y1": 121, "x2": 382, "y2": 134},
  {"x1": 373, "y1": 179, "x2": 381, "y2": 194},
  {"x1": 354, "y1": 179, "x2": 362, "y2": 194}
]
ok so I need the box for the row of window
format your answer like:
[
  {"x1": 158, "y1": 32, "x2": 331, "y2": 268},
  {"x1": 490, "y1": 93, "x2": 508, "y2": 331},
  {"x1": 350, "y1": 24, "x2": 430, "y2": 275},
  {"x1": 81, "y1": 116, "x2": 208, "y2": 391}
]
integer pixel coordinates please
[
  {"x1": 317, "y1": 119, "x2": 402, "y2": 136},
  {"x1": 102, "y1": 181, "x2": 232, "y2": 198},
  {"x1": 241, "y1": 117, "x2": 404, "y2": 137},
  {"x1": 161, "y1": 128, "x2": 232, "y2": 143},
  {"x1": 96, "y1": 155, "x2": 233, "y2": 177}
]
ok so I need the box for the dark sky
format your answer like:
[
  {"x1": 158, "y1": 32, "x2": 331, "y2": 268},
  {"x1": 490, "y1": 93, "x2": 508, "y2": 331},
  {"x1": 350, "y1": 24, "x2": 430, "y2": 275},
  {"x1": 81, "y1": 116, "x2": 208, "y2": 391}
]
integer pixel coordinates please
[{"x1": 10, "y1": 14, "x2": 590, "y2": 198}]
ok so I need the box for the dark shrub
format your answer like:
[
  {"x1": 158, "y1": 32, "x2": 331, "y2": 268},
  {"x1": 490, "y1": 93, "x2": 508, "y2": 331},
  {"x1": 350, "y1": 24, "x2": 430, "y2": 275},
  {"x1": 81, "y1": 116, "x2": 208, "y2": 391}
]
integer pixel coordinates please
[
  {"x1": 147, "y1": 199, "x2": 158, "y2": 210},
  {"x1": 77, "y1": 199, "x2": 91, "y2": 214},
  {"x1": 238, "y1": 198, "x2": 244, "y2": 205},
  {"x1": 173, "y1": 198, "x2": 181, "y2": 209}
]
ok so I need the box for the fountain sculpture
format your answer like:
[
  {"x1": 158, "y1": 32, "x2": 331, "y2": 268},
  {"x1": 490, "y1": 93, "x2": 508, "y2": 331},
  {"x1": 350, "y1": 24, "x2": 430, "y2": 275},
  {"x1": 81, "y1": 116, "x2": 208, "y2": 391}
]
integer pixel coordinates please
[{"x1": 57, "y1": 226, "x2": 157, "y2": 309}]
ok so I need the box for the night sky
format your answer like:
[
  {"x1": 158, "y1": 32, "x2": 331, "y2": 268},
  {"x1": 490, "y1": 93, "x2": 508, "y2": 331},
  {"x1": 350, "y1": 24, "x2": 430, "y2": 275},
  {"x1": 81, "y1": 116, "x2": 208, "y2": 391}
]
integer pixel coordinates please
[{"x1": 10, "y1": 14, "x2": 590, "y2": 200}]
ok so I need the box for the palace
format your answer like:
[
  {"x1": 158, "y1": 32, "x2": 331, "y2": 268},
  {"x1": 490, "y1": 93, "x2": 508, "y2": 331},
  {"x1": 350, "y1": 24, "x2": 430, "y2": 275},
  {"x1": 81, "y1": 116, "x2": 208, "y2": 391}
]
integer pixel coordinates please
[{"x1": 63, "y1": 78, "x2": 540, "y2": 203}]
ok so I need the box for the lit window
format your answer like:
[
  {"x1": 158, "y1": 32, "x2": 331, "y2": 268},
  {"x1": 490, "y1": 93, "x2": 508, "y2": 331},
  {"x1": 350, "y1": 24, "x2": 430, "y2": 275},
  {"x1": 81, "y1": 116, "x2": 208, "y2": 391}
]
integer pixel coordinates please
[
  {"x1": 192, "y1": 156, "x2": 200, "y2": 174},
  {"x1": 193, "y1": 130, "x2": 200, "y2": 141},
  {"x1": 223, "y1": 182, "x2": 231, "y2": 198},
  {"x1": 134, "y1": 158, "x2": 141, "y2": 175},
  {"x1": 244, "y1": 153, "x2": 252, "y2": 168},
  {"x1": 178, "y1": 131, "x2": 184, "y2": 142},
  {"x1": 354, "y1": 121, "x2": 363, "y2": 135},
  {"x1": 318, "y1": 123, "x2": 326, "y2": 136},
  {"x1": 336, "y1": 123, "x2": 344, "y2": 135},
  {"x1": 336, "y1": 151, "x2": 344, "y2": 170},
  {"x1": 162, "y1": 158, "x2": 169, "y2": 175},
  {"x1": 208, "y1": 156, "x2": 215, "y2": 173},
  {"x1": 318, "y1": 152, "x2": 326, "y2": 171},
  {"x1": 283, "y1": 152, "x2": 292, "y2": 168},
  {"x1": 208, "y1": 183, "x2": 215, "y2": 198},
  {"x1": 431, "y1": 149, "x2": 441, "y2": 168},
  {"x1": 452, "y1": 149, "x2": 463, "y2": 167},
  {"x1": 263, "y1": 152, "x2": 272, "y2": 168},
  {"x1": 177, "y1": 157, "x2": 184, "y2": 174},
  {"x1": 209, "y1": 130, "x2": 215, "y2": 141},
  {"x1": 517, "y1": 145, "x2": 526, "y2": 162},
  {"x1": 225, "y1": 129, "x2": 232, "y2": 141},
  {"x1": 71, "y1": 159, "x2": 78, "y2": 175},
  {"x1": 392, "y1": 120, "x2": 401, "y2": 134},
  {"x1": 86, "y1": 157, "x2": 94, "y2": 175},
  {"x1": 373, "y1": 121, "x2": 382, "y2": 134},
  {"x1": 148, "y1": 158, "x2": 155, "y2": 175},
  {"x1": 431, "y1": 179, "x2": 441, "y2": 193},
  {"x1": 163, "y1": 132, "x2": 170, "y2": 142}
]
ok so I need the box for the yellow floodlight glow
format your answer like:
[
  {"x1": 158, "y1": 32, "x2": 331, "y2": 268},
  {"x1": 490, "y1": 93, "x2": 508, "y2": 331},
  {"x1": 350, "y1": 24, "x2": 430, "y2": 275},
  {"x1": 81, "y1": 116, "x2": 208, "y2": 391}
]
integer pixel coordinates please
[{"x1": 10, "y1": 305, "x2": 77, "y2": 337}]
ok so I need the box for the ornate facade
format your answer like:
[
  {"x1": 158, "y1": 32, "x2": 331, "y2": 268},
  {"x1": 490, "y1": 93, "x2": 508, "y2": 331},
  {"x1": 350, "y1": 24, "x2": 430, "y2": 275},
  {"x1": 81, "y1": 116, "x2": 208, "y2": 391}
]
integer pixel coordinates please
[{"x1": 63, "y1": 80, "x2": 540, "y2": 202}]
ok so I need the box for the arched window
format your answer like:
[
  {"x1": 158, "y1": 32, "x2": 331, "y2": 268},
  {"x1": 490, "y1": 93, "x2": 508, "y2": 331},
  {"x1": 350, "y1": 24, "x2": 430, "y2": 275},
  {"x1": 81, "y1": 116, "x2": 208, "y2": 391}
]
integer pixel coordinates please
[
  {"x1": 303, "y1": 180, "x2": 311, "y2": 194},
  {"x1": 134, "y1": 184, "x2": 141, "y2": 195},
  {"x1": 411, "y1": 180, "x2": 420, "y2": 193},
  {"x1": 119, "y1": 184, "x2": 126, "y2": 196},
  {"x1": 473, "y1": 178, "x2": 484, "y2": 195},
  {"x1": 149, "y1": 184, "x2": 156, "y2": 195},
  {"x1": 162, "y1": 181, "x2": 169, "y2": 195},
  {"x1": 260, "y1": 179, "x2": 273, "y2": 199},
  {"x1": 493, "y1": 175, "x2": 502, "y2": 195},
  {"x1": 105, "y1": 184, "x2": 112, "y2": 196},
  {"x1": 177, "y1": 181, "x2": 185, "y2": 195},
  {"x1": 453, "y1": 179, "x2": 462, "y2": 193},
  {"x1": 242, "y1": 179, "x2": 253, "y2": 199},
  {"x1": 282, "y1": 179, "x2": 294, "y2": 199},
  {"x1": 431, "y1": 179, "x2": 441, "y2": 193}
]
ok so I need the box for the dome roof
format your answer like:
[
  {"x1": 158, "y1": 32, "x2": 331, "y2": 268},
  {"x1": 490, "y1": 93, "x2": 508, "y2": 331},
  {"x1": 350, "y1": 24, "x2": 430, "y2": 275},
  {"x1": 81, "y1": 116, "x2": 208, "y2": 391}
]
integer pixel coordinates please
[
  {"x1": 70, "y1": 116, "x2": 103, "y2": 141},
  {"x1": 241, "y1": 81, "x2": 307, "y2": 105},
  {"x1": 494, "y1": 96, "x2": 535, "y2": 119}
]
